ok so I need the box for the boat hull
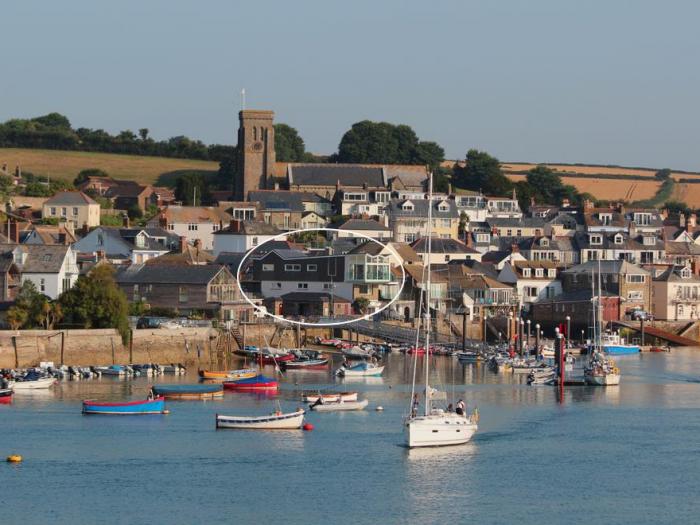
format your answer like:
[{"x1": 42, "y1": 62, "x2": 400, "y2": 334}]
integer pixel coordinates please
[
  {"x1": 223, "y1": 375, "x2": 278, "y2": 391},
  {"x1": 310, "y1": 399, "x2": 368, "y2": 412},
  {"x1": 302, "y1": 392, "x2": 358, "y2": 403},
  {"x1": 281, "y1": 358, "x2": 329, "y2": 370},
  {"x1": 0, "y1": 388, "x2": 12, "y2": 404},
  {"x1": 198, "y1": 369, "x2": 257, "y2": 380},
  {"x1": 336, "y1": 365, "x2": 384, "y2": 377},
  {"x1": 603, "y1": 345, "x2": 640, "y2": 355},
  {"x1": 12, "y1": 377, "x2": 56, "y2": 390},
  {"x1": 405, "y1": 414, "x2": 478, "y2": 448},
  {"x1": 152, "y1": 384, "x2": 224, "y2": 399},
  {"x1": 584, "y1": 372, "x2": 621, "y2": 386},
  {"x1": 82, "y1": 397, "x2": 166, "y2": 415},
  {"x1": 216, "y1": 410, "x2": 305, "y2": 429}
]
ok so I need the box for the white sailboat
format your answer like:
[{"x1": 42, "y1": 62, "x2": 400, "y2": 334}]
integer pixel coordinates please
[
  {"x1": 584, "y1": 259, "x2": 621, "y2": 386},
  {"x1": 405, "y1": 174, "x2": 479, "y2": 448}
]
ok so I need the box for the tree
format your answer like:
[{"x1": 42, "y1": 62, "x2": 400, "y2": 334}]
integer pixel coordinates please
[
  {"x1": 74, "y1": 168, "x2": 109, "y2": 187},
  {"x1": 138, "y1": 128, "x2": 149, "y2": 141},
  {"x1": 59, "y1": 265, "x2": 130, "y2": 343},
  {"x1": 526, "y1": 165, "x2": 565, "y2": 204},
  {"x1": 127, "y1": 205, "x2": 143, "y2": 220},
  {"x1": 336, "y1": 120, "x2": 444, "y2": 166},
  {"x1": 174, "y1": 172, "x2": 214, "y2": 205},
  {"x1": 32, "y1": 112, "x2": 72, "y2": 129},
  {"x1": 655, "y1": 168, "x2": 672, "y2": 180},
  {"x1": 274, "y1": 123, "x2": 308, "y2": 162},
  {"x1": 9, "y1": 280, "x2": 49, "y2": 329},
  {"x1": 453, "y1": 149, "x2": 512, "y2": 196},
  {"x1": 6, "y1": 306, "x2": 28, "y2": 330},
  {"x1": 40, "y1": 301, "x2": 63, "y2": 329}
]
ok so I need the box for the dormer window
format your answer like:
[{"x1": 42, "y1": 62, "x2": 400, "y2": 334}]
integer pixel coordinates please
[
  {"x1": 590, "y1": 234, "x2": 603, "y2": 245},
  {"x1": 599, "y1": 213, "x2": 612, "y2": 225},
  {"x1": 535, "y1": 268, "x2": 544, "y2": 278},
  {"x1": 522, "y1": 268, "x2": 531, "y2": 278},
  {"x1": 614, "y1": 234, "x2": 623, "y2": 245},
  {"x1": 540, "y1": 238, "x2": 549, "y2": 247},
  {"x1": 643, "y1": 236, "x2": 655, "y2": 246},
  {"x1": 401, "y1": 200, "x2": 414, "y2": 211},
  {"x1": 437, "y1": 201, "x2": 449, "y2": 212},
  {"x1": 634, "y1": 213, "x2": 651, "y2": 226},
  {"x1": 681, "y1": 267, "x2": 692, "y2": 279},
  {"x1": 547, "y1": 268, "x2": 556, "y2": 278}
]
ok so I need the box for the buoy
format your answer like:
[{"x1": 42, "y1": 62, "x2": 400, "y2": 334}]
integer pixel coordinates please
[
  {"x1": 6, "y1": 455, "x2": 22, "y2": 463},
  {"x1": 375, "y1": 406, "x2": 384, "y2": 411},
  {"x1": 302, "y1": 423, "x2": 314, "y2": 431}
]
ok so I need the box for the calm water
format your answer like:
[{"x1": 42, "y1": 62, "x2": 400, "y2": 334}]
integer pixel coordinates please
[{"x1": 2, "y1": 350, "x2": 700, "y2": 524}]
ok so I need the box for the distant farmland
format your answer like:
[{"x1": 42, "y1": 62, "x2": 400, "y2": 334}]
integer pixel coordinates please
[{"x1": 0, "y1": 148, "x2": 219, "y2": 186}]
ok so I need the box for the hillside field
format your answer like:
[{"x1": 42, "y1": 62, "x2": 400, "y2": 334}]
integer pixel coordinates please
[{"x1": 0, "y1": 148, "x2": 219, "y2": 187}]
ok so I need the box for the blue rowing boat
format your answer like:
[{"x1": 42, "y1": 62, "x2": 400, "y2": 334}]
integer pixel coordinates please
[
  {"x1": 151, "y1": 384, "x2": 224, "y2": 399},
  {"x1": 82, "y1": 397, "x2": 167, "y2": 415}
]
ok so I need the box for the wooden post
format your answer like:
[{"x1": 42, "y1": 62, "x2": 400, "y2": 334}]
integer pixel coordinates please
[
  {"x1": 461, "y1": 312, "x2": 467, "y2": 352},
  {"x1": 111, "y1": 338, "x2": 115, "y2": 365},
  {"x1": 640, "y1": 318, "x2": 645, "y2": 346},
  {"x1": 129, "y1": 329, "x2": 134, "y2": 363},
  {"x1": 12, "y1": 336, "x2": 18, "y2": 368},
  {"x1": 60, "y1": 331, "x2": 65, "y2": 366}
]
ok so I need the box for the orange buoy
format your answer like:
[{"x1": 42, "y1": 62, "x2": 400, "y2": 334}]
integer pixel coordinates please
[
  {"x1": 6, "y1": 455, "x2": 22, "y2": 463},
  {"x1": 303, "y1": 423, "x2": 314, "y2": 431}
]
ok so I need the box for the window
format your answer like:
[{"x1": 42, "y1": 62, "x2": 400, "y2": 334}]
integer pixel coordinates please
[
  {"x1": 678, "y1": 304, "x2": 685, "y2": 316},
  {"x1": 344, "y1": 193, "x2": 367, "y2": 201},
  {"x1": 271, "y1": 282, "x2": 282, "y2": 289},
  {"x1": 252, "y1": 237, "x2": 258, "y2": 246},
  {"x1": 640, "y1": 251, "x2": 653, "y2": 264},
  {"x1": 233, "y1": 208, "x2": 255, "y2": 220},
  {"x1": 404, "y1": 233, "x2": 418, "y2": 243},
  {"x1": 441, "y1": 219, "x2": 451, "y2": 227},
  {"x1": 476, "y1": 233, "x2": 489, "y2": 243},
  {"x1": 599, "y1": 213, "x2": 612, "y2": 225},
  {"x1": 516, "y1": 230, "x2": 522, "y2": 237},
  {"x1": 307, "y1": 264, "x2": 318, "y2": 272},
  {"x1": 525, "y1": 286, "x2": 538, "y2": 298},
  {"x1": 61, "y1": 207, "x2": 67, "y2": 217},
  {"x1": 681, "y1": 267, "x2": 692, "y2": 279},
  {"x1": 628, "y1": 291, "x2": 643, "y2": 300},
  {"x1": 72, "y1": 207, "x2": 79, "y2": 216},
  {"x1": 401, "y1": 201, "x2": 414, "y2": 211},
  {"x1": 188, "y1": 224, "x2": 198, "y2": 231},
  {"x1": 178, "y1": 286, "x2": 188, "y2": 303},
  {"x1": 590, "y1": 235, "x2": 603, "y2": 245},
  {"x1": 323, "y1": 283, "x2": 333, "y2": 290},
  {"x1": 212, "y1": 224, "x2": 219, "y2": 232},
  {"x1": 284, "y1": 264, "x2": 301, "y2": 271},
  {"x1": 614, "y1": 234, "x2": 623, "y2": 244},
  {"x1": 133, "y1": 284, "x2": 140, "y2": 302},
  {"x1": 626, "y1": 275, "x2": 645, "y2": 283},
  {"x1": 297, "y1": 283, "x2": 308, "y2": 289},
  {"x1": 437, "y1": 202, "x2": 449, "y2": 212},
  {"x1": 357, "y1": 285, "x2": 369, "y2": 294},
  {"x1": 375, "y1": 192, "x2": 390, "y2": 203},
  {"x1": 522, "y1": 268, "x2": 531, "y2": 278},
  {"x1": 167, "y1": 224, "x2": 174, "y2": 231},
  {"x1": 62, "y1": 277, "x2": 71, "y2": 293},
  {"x1": 40, "y1": 278, "x2": 45, "y2": 293},
  {"x1": 643, "y1": 236, "x2": 655, "y2": 246},
  {"x1": 262, "y1": 264, "x2": 274, "y2": 272},
  {"x1": 535, "y1": 268, "x2": 543, "y2": 277},
  {"x1": 50, "y1": 207, "x2": 56, "y2": 216},
  {"x1": 506, "y1": 230, "x2": 513, "y2": 236},
  {"x1": 634, "y1": 213, "x2": 651, "y2": 226},
  {"x1": 42, "y1": 254, "x2": 52, "y2": 262},
  {"x1": 547, "y1": 268, "x2": 556, "y2": 278}
]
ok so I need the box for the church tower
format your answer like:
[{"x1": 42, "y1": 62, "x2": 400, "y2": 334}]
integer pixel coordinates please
[{"x1": 235, "y1": 110, "x2": 275, "y2": 200}]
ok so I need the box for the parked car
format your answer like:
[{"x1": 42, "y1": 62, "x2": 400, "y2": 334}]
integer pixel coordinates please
[
  {"x1": 136, "y1": 317, "x2": 162, "y2": 329},
  {"x1": 630, "y1": 309, "x2": 653, "y2": 321}
]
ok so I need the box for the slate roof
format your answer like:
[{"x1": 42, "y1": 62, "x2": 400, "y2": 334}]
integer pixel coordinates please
[
  {"x1": 536, "y1": 289, "x2": 617, "y2": 304},
  {"x1": 214, "y1": 221, "x2": 283, "y2": 235},
  {"x1": 574, "y1": 232, "x2": 665, "y2": 251},
  {"x1": 116, "y1": 264, "x2": 226, "y2": 285},
  {"x1": 389, "y1": 198, "x2": 459, "y2": 218},
  {"x1": 653, "y1": 266, "x2": 700, "y2": 282},
  {"x1": 4, "y1": 244, "x2": 72, "y2": 273},
  {"x1": 562, "y1": 260, "x2": 649, "y2": 275},
  {"x1": 487, "y1": 217, "x2": 546, "y2": 229},
  {"x1": 44, "y1": 191, "x2": 97, "y2": 206},
  {"x1": 338, "y1": 219, "x2": 390, "y2": 231},
  {"x1": 104, "y1": 181, "x2": 149, "y2": 198},
  {"x1": 410, "y1": 238, "x2": 478, "y2": 254},
  {"x1": 153, "y1": 206, "x2": 231, "y2": 225},
  {"x1": 278, "y1": 291, "x2": 351, "y2": 303},
  {"x1": 289, "y1": 164, "x2": 385, "y2": 188}
]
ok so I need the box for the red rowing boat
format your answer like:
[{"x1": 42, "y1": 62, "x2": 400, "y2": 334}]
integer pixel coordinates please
[{"x1": 0, "y1": 388, "x2": 13, "y2": 404}]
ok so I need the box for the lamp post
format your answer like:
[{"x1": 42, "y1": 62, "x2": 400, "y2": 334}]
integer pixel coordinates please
[
  {"x1": 507, "y1": 311, "x2": 513, "y2": 343},
  {"x1": 526, "y1": 319, "x2": 531, "y2": 350},
  {"x1": 535, "y1": 323, "x2": 541, "y2": 358},
  {"x1": 565, "y1": 315, "x2": 571, "y2": 349},
  {"x1": 498, "y1": 331, "x2": 502, "y2": 343},
  {"x1": 581, "y1": 329, "x2": 585, "y2": 344},
  {"x1": 519, "y1": 319, "x2": 525, "y2": 356}
]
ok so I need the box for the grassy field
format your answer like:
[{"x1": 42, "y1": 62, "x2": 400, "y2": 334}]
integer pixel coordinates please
[
  {"x1": 0, "y1": 148, "x2": 219, "y2": 187},
  {"x1": 501, "y1": 162, "x2": 700, "y2": 181}
]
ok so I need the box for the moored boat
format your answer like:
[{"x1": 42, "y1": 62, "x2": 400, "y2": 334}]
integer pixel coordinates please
[
  {"x1": 309, "y1": 398, "x2": 369, "y2": 412},
  {"x1": 82, "y1": 396, "x2": 168, "y2": 415},
  {"x1": 215, "y1": 409, "x2": 305, "y2": 430},
  {"x1": 0, "y1": 388, "x2": 12, "y2": 404},
  {"x1": 151, "y1": 384, "x2": 224, "y2": 400},
  {"x1": 302, "y1": 391, "x2": 358, "y2": 403},
  {"x1": 11, "y1": 376, "x2": 56, "y2": 390},
  {"x1": 335, "y1": 362, "x2": 384, "y2": 377},
  {"x1": 280, "y1": 358, "x2": 329, "y2": 370},
  {"x1": 600, "y1": 333, "x2": 640, "y2": 355},
  {"x1": 223, "y1": 375, "x2": 279, "y2": 391},
  {"x1": 198, "y1": 368, "x2": 257, "y2": 380}
]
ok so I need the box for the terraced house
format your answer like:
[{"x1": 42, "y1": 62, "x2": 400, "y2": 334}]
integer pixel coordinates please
[{"x1": 389, "y1": 198, "x2": 459, "y2": 243}]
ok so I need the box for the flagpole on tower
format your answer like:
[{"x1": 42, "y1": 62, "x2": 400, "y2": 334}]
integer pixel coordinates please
[{"x1": 241, "y1": 88, "x2": 246, "y2": 110}]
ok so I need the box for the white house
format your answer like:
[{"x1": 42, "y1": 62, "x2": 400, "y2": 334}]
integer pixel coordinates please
[
  {"x1": 148, "y1": 206, "x2": 232, "y2": 251},
  {"x1": 212, "y1": 220, "x2": 283, "y2": 256},
  {"x1": 498, "y1": 261, "x2": 562, "y2": 312},
  {"x1": 336, "y1": 218, "x2": 392, "y2": 241},
  {"x1": 8, "y1": 244, "x2": 79, "y2": 299}
]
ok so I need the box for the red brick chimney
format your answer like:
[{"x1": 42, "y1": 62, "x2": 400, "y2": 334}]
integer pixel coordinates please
[
  {"x1": 179, "y1": 236, "x2": 188, "y2": 253},
  {"x1": 688, "y1": 213, "x2": 697, "y2": 231},
  {"x1": 158, "y1": 212, "x2": 168, "y2": 229},
  {"x1": 194, "y1": 239, "x2": 202, "y2": 251},
  {"x1": 511, "y1": 243, "x2": 519, "y2": 253},
  {"x1": 229, "y1": 219, "x2": 241, "y2": 233},
  {"x1": 465, "y1": 232, "x2": 473, "y2": 248}
]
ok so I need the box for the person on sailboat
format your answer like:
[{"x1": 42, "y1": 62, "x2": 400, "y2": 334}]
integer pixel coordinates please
[
  {"x1": 411, "y1": 393, "x2": 420, "y2": 418},
  {"x1": 456, "y1": 399, "x2": 465, "y2": 416},
  {"x1": 446, "y1": 403, "x2": 454, "y2": 413}
]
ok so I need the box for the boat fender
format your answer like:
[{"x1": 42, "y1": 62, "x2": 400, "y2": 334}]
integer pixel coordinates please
[
  {"x1": 303, "y1": 423, "x2": 314, "y2": 431},
  {"x1": 375, "y1": 406, "x2": 384, "y2": 411},
  {"x1": 6, "y1": 455, "x2": 22, "y2": 463}
]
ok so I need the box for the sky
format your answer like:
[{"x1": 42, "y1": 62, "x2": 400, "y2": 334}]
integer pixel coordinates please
[{"x1": 2, "y1": 0, "x2": 700, "y2": 170}]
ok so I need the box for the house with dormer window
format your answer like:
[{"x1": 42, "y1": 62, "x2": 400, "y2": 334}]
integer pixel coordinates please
[
  {"x1": 576, "y1": 231, "x2": 665, "y2": 265},
  {"x1": 652, "y1": 265, "x2": 700, "y2": 320},
  {"x1": 388, "y1": 198, "x2": 459, "y2": 243},
  {"x1": 497, "y1": 260, "x2": 562, "y2": 311}
]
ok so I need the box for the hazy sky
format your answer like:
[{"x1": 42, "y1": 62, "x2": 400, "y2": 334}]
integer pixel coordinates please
[{"x1": 2, "y1": 1, "x2": 700, "y2": 169}]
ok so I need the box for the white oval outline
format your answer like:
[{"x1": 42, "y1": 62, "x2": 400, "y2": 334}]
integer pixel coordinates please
[{"x1": 235, "y1": 228, "x2": 406, "y2": 327}]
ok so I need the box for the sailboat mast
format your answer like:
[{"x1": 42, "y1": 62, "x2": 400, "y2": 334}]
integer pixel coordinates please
[
  {"x1": 591, "y1": 263, "x2": 596, "y2": 357},
  {"x1": 424, "y1": 173, "x2": 434, "y2": 417},
  {"x1": 597, "y1": 258, "x2": 603, "y2": 350}
]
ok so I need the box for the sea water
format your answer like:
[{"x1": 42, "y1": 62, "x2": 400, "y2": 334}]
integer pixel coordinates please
[{"x1": 2, "y1": 350, "x2": 700, "y2": 524}]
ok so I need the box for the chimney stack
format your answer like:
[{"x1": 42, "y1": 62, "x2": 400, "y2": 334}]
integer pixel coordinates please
[
  {"x1": 511, "y1": 243, "x2": 519, "y2": 253},
  {"x1": 584, "y1": 199, "x2": 594, "y2": 210},
  {"x1": 679, "y1": 212, "x2": 686, "y2": 229},
  {"x1": 158, "y1": 212, "x2": 167, "y2": 229},
  {"x1": 689, "y1": 213, "x2": 697, "y2": 230},
  {"x1": 179, "y1": 236, "x2": 188, "y2": 253},
  {"x1": 122, "y1": 214, "x2": 129, "y2": 228},
  {"x1": 229, "y1": 219, "x2": 241, "y2": 233}
]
